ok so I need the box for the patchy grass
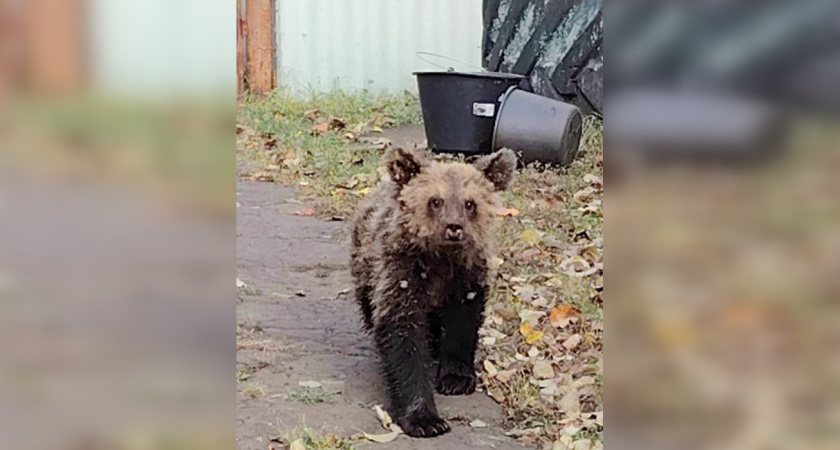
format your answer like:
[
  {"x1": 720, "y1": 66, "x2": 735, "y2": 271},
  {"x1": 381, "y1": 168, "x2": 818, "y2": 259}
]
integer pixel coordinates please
[
  {"x1": 241, "y1": 383, "x2": 266, "y2": 399},
  {"x1": 279, "y1": 424, "x2": 358, "y2": 450},
  {"x1": 237, "y1": 89, "x2": 422, "y2": 218},
  {"x1": 480, "y1": 117, "x2": 603, "y2": 449},
  {"x1": 237, "y1": 90, "x2": 603, "y2": 449},
  {"x1": 286, "y1": 387, "x2": 337, "y2": 404}
]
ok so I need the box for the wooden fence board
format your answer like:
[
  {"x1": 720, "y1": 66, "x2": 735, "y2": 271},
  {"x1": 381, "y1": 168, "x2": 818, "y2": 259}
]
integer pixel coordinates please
[{"x1": 245, "y1": 0, "x2": 276, "y2": 96}]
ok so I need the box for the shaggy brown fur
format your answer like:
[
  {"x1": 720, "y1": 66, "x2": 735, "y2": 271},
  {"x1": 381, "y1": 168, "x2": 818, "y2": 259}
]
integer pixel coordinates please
[{"x1": 350, "y1": 147, "x2": 516, "y2": 438}]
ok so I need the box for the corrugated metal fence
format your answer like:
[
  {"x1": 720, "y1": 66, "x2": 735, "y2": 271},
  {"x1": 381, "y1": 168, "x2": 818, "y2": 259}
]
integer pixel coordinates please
[{"x1": 276, "y1": 0, "x2": 484, "y2": 93}]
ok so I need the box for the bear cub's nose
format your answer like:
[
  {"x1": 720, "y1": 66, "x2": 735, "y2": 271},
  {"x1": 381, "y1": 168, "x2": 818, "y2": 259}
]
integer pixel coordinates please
[{"x1": 445, "y1": 224, "x2": 463, "y2": 241}]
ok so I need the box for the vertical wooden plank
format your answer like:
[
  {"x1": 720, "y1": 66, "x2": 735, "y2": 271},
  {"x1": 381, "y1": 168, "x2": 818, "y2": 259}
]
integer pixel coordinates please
[
  {"x1": 237, "y1": 0, "x2": 246, "y2": 100},
  {"x1": 23, "y1": 0, "x2": 86, "y2": 93},
  {"x1": 245, "y1": 0, "x2": 276, "y2": 96}
]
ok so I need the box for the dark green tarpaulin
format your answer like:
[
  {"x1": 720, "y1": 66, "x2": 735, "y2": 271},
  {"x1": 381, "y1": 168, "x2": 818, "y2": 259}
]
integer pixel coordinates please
[{"x1": 483, "y1": 0, "x2": 603, "y2": 114}]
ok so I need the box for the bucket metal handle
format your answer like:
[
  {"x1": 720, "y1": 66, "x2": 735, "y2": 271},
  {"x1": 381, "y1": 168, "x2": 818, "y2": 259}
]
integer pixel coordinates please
[{"x1": 415, "y1": 52, "x2": 485, "y2": 72}]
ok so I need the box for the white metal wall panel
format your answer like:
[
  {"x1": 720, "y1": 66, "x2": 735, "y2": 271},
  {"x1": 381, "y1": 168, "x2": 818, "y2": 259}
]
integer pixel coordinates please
[
  {"x1": 277, "y1": 0, "x2": 484, "y2": 93},
  {"x1": 88, "y1": 0, "x2": 235, "y2": 96}
]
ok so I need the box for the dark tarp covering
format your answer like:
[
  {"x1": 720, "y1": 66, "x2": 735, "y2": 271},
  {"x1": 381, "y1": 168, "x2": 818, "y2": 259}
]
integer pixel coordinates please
[{"x1": 483, "y1": 0, "x2": 603, "y2": 115}]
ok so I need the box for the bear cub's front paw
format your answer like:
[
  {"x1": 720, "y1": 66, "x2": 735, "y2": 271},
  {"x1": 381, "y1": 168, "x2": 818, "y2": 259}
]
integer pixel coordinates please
[
  {"x1": 436, "y1": 371, "x2": 477, "y2": 396},
  {"x1": 397, "y1": 411, "x2": 451, "y2": 438}
]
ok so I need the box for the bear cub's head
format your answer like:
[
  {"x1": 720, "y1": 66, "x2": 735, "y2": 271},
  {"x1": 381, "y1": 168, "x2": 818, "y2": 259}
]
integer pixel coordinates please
[{"x1": 384, "y1": 147, "x2": 517, "y2": 251}]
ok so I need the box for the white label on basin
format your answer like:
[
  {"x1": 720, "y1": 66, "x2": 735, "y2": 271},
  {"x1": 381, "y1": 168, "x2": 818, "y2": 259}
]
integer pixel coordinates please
[{"x1": 472, "y1": 103, "x2": 496, "y2": 117}]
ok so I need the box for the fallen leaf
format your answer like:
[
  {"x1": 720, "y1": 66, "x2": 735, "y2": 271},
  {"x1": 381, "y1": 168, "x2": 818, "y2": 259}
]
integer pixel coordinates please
[
  {"x1": 483, "y1": 360, "x2": 498, "y2": 377},
  {"x1": 363, "y1": 430, "x2": 400, "y2": 443},
  {"x1": 563, "y1": 334, "x2": 583, "y2": 351},
  {"x1": 574, "y1": 439, "x2": 592, "y2": 450},
  {"x1": 520, "y1": 229, "x2": 542, "y2": 246},
  {"x1": 298, "y1": 380, "x2": 322, "y2": 388},
  {"x1": 329, "y1": 117, "x2": 347, "y2": 130},
  {"x1": 236, "y1": 277, "x2": 246, "y2": 288},
  {"x1": 295, "y1": 205, "x2": 317, "y2": 216},
  {"x1": 249, "y1": 171, "x2": 276, "y2": 182},
  {"x1": 374, "y1": 404, "x2": 393, "y2": 428},
  {"x1": 550, "y1": 305, "x2": 579, "y2": 328},
  {"x1": 469, "y1": 419, "x2": 488, "y2": 428},
  {"x1": 372, "y1": 125, "x2": 383, "y2": 133},
  {"x1": 311, "y1": 122, "x2": 329, "y2": 134},
  {"x1": 295, "y1": 290, "x2": 306, "y2": 297},
  {"x1": 520, "y1": 248, "x2": 541, "y2": 260},
  {"x1": 561, "y1": 256, "x2": 591, "y2": 272},
  {"x1": 583, "y1": 174, "x2": 602, "y2": 187},
  {"x1": 519, "y1": 322, "x2": 534, "y2": 337},
  {"x1": 519, "y1": 309, "x2": 546, "y2": 326},
  {"x1": 303, "y1": 108, "x2": 320, "y2": 121},
  {"x1": 533, "y1": 360, "x2": 555, "y2": 379},
  {"x1": 525, "y1": 330, "x2": 544, "y2": 344},
  {"x1": 495, "y1": 369, "x2": 516, "y2": 383},
  {"x1": 354, "y1": 187, "x2": 371, "y2": 197},
  {"x1": 573, "y1": 187, "x2": 597, "y2": 203},
  {"x1": 496, "y1": 207, "x2": 520, "y2": 217},
  {"x1": 560, "y1": 388, "x2": 581, "y2": 414}
]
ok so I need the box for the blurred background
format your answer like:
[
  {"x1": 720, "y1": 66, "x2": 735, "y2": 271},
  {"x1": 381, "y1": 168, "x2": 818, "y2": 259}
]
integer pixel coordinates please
[
  {"x1": 606, "y1": 1, "x2": 840, "y2": 449},
  {"x1": 0, "y1": 1, "x2": 234, "y2": 449},
  {"x1": 3, "y1": 0, "x2": 840, "y2": 449}
]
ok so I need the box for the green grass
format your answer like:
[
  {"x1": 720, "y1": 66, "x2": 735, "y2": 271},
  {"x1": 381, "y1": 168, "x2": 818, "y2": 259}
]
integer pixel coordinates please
[
  {"x1": 237, "y1": 89, "x2": 422, "y2": 218},
  {"x1": 286, "y1": 387, "x2": 337, "y2": 404},
  {"x1": 281, "y1": 425, "x2": 357, "y2": 450}
]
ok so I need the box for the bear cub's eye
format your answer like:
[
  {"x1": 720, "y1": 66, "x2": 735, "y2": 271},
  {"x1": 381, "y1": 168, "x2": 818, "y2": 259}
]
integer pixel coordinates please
[
  {"x1": 465, "y1": 200, "x2": 476, "y2": 212},
  {"x1": 429, "y1": 197, "x2": 443, "y2": 209}
]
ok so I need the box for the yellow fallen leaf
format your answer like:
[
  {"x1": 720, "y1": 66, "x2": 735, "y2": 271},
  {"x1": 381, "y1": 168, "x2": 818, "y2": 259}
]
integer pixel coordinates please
[
  {"x1": 354, "y1": 187, "x2": 371, "y2": 197},
  {"x1": 519, "y1": 322, "x2": 534, "y2": 337},
  {"x1": 525, "y1": 330, "x2": 544, "y2": 344},
  {"x1": 520, "y1": 229, "x2": 541, "y2": 246}
]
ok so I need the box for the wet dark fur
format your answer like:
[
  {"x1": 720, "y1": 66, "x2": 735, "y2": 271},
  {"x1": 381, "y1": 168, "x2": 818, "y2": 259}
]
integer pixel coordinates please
[{"x1": 350, "y1": 148, "x2": 516, "y2": 438}]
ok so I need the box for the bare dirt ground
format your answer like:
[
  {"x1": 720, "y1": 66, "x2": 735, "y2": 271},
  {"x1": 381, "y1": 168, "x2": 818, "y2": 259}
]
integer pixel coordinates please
[{"x1": 236, "y1": 177, "x2": 528, "y2": 449}]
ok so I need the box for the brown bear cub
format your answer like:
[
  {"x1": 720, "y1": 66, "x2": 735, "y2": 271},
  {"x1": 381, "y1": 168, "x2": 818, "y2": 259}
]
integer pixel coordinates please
[{"x1": 350, "y1": 147, "x2": 516, "y2": 438}]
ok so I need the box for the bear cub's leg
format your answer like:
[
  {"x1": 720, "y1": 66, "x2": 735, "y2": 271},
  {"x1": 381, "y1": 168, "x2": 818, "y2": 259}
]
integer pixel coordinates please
[
  {"x1": 436, "y1": 289, "x2": 485, "y2": 396},
  {"x1": 374, "y1": 312, "x2": 450, "y2": 438}
]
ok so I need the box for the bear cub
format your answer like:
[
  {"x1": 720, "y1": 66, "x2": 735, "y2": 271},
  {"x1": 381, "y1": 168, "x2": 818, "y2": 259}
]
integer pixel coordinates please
[{"x1": 350, "y1": 147, "x2": 516, "y2": 437}]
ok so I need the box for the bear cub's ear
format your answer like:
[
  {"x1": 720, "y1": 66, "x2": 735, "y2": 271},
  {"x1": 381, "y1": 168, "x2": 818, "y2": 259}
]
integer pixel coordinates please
[
  {"x1": 474, "y1": 148, "x2": 517, "y2": 191},
  {"x1": 384, "y1": 148, "x2": 426, "y2": 186}
]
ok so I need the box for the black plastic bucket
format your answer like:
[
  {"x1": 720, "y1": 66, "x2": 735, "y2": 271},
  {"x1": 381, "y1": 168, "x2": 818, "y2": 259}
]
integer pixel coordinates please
[
  {"x1": 414, "y1": 71, "x2": 525, "y2": 155},
  {"x1": 493, "y1": 87, "x2": 583, "y2": 166}
]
